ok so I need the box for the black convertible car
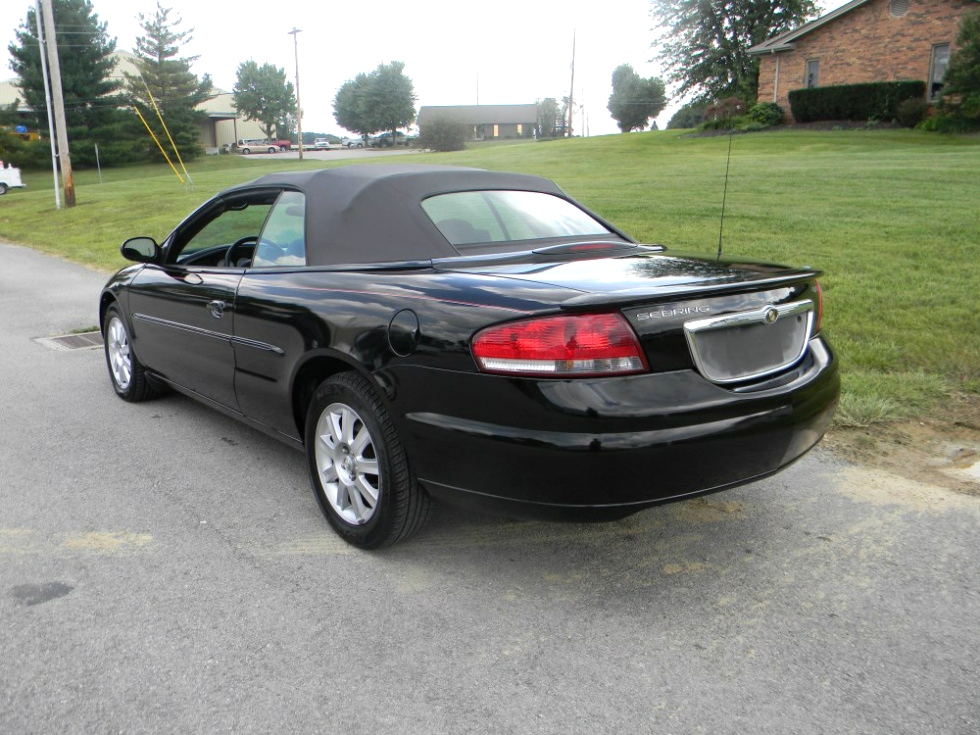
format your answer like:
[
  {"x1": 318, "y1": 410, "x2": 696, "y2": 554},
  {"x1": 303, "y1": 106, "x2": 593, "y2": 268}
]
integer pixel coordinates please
[{"x1": 100, "y1": 164, "x2": 838, "y2": 547}]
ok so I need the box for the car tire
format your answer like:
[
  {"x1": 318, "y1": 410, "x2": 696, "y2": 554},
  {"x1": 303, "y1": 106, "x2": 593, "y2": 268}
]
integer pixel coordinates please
[
  {"x1": 305, "y1": 372, "x2": 430, "y2": 548},
  {"x1": 241, "y1": 148, "x2": 251, "y2": 155},
  {"x1": 268, "y1": 147, "x2": 277, "y2": 154},
  {"x1": 103, "y1": 304, "x2": 157, "y2": 402},
  {"x1": 0, "y1": 183, "x2": 8, "y2": 195}
]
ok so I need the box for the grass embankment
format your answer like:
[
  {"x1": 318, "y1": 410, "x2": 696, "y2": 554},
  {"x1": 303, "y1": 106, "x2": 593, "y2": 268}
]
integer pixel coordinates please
[{"x1": 1, "y1": 130, "x2": 978, "y2": 426}]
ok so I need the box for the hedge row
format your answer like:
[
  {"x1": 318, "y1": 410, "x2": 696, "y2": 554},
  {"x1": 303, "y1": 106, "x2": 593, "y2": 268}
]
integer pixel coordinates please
[{"x1": 789, "y1": 81, "x2": 926, "y2": 122}]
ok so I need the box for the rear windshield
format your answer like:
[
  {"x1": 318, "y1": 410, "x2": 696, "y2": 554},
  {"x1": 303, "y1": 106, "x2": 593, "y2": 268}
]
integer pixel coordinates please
[{"x1": 421, "y1": 190, "x2": 613, "y2": 249}]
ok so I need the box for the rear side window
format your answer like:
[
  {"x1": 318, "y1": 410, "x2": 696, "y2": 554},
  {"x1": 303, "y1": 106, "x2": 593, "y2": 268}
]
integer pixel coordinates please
[
  {"x1": 421, "y1": 190, "x2": 612, "y2": 248},
  {"x1": 253, "y1": 191, "x2": 306, "y2": 267}
]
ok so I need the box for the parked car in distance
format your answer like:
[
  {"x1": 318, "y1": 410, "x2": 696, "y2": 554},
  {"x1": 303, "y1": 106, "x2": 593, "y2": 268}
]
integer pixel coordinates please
[
  {"x1": 273, "y1": 139, "x2": 292, "y2": 151},
  {"x1": 340, "y1": 136, "x2": 366, "y2": 148},
  {"x1": 237, "y1": 138, "x2": 278, "y2": 155},
  {"x1": 372, "y1": 131, "x2": 411, "y2": 147},
  {"x1": 314, "y1": 138, "x2": 333, "y2": 150},
  {"x1": 99, "y1": 164, "x2": 838, "y2": 549}
]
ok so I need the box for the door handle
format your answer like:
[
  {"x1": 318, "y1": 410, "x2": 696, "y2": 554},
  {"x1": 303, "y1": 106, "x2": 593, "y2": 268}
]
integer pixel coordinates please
[{"x1": 207, "y1": 300, "x2": 227, "y2": 319}]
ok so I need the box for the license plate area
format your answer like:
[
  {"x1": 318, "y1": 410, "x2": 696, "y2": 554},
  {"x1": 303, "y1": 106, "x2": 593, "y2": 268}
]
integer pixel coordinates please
[{"x1": 683, "y1": 301, "x2": 814, "y2": 384}]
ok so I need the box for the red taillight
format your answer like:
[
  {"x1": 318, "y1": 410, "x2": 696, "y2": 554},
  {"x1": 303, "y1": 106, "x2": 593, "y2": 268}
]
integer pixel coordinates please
[{"x1": 472, "y1": 313, "x2": 649, "y2": 377}]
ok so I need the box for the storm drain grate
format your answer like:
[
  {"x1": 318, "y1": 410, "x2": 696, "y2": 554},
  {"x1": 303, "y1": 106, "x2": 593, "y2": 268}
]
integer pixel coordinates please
[{"x1": 36, "y1": 330, "x2": 104, "y2": 351}]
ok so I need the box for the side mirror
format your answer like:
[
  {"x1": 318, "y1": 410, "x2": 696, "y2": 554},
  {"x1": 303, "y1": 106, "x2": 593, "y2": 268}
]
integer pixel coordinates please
[{"x1": 121, "y1": 236, "x2": 160, "y2": 263}]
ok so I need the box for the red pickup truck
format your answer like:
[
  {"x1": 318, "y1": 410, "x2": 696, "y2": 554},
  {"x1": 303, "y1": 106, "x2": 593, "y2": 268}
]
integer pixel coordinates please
[{"x1": 273, "y1": 139, "x2": 292, "y2": 151}]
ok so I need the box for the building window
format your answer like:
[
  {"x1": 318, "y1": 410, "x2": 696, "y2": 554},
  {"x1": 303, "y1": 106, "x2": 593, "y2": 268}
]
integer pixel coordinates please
[
  {"x1": 929, "y1": 44, "x2": 950, "y2": 101},
  {"x1": 806, "y1": 59, "x2": 819, "y2": 88}
]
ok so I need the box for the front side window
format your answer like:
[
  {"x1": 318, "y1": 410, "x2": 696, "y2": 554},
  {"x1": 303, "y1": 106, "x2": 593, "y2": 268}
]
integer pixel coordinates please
[
  {"x1": 170, "y1": 194, "x2": 275, "y2": 264},
  {"x1": 930, "y1": 44, "x2": 950, "y2": 101},
  {"x1": 806, "y1": 59, "x2": 820, "y2": 88},
  {"x1": 253, "y1": 191, "x2": 306, "y2": 267},
  {"x1": 421, "y1": 190, "x2": 613, "y2": 250}
]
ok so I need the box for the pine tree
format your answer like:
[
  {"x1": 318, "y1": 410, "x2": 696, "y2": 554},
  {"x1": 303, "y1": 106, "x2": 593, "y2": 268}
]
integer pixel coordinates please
[
  {"x1": 8, "y1": 0, "x2": 130, "y2": 166},
  {"x1": 942, "y1": 11, "x2": 980, "y2": 122},
  {"x1": 125, "y1": 2, "x2": 213, "y2": 161}
]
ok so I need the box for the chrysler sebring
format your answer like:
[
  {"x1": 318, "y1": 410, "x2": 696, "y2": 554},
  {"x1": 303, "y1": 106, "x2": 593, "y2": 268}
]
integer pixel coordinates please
[{"x1": 100, "y1": 164, "x2": 839, "y2": 547}]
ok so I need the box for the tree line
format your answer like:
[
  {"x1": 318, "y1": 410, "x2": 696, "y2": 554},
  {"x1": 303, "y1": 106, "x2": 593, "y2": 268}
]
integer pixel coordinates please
[
  {"x1": 3, "y1": 0, "x2": 216, "y2": 168},
  {"x1": 4, "y1": 0, "x2": 977, "y2": 171}
]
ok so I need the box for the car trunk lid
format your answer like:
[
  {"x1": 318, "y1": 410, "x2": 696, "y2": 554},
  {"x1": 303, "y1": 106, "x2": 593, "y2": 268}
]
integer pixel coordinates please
[{"x1": 438, "y1": 248, "x2": 822, "y2": 385}]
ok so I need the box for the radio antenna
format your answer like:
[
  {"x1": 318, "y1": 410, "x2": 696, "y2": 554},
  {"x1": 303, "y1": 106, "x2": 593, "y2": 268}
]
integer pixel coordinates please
[{"x1": 716, "y1": 124, "x2": 735, "y2": 260}]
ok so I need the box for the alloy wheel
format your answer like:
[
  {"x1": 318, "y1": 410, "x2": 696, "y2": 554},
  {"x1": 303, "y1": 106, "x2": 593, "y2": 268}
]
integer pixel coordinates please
[
  {"x1": 314, "y1": 402, "x2": 381, "y2": 524},
  {"x1": 106, "y1": 316, "x2": 132, "y2": 390}
]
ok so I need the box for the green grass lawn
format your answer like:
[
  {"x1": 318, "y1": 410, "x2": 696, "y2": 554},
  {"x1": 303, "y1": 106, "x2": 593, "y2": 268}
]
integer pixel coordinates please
[{"x1": 2, "y1": 129, "x2": 978, "y2": 426}]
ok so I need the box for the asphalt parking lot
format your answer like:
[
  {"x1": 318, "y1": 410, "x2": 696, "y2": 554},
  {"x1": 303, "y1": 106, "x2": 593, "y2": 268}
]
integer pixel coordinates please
[{"x1": 1, "y1": 240, "x2": 978, "y2": 734}]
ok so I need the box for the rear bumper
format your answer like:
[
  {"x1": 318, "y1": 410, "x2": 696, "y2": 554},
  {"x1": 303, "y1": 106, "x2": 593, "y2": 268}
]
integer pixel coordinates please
[{"x1": 390, "y1": 337, "x2": 839, "y2": 518}]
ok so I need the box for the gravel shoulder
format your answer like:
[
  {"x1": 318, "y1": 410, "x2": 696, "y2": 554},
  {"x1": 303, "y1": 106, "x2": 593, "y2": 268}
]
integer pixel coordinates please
[{"x1": 826, "y1": 393, "x2": 980, "y2": 497}]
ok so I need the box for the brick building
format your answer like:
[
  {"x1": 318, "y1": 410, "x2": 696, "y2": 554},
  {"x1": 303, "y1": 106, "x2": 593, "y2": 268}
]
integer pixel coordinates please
[{"x1": 748, "y1": 0, "x2": 980, "y2": 119}]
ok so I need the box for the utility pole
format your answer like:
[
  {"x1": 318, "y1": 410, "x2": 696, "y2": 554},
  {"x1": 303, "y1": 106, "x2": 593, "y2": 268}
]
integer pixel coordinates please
[
  {"x1": 40, "y1": 0, "x2": 74, "y2": 207},
  {"x1": 34, "y1": 0, "x2": 59, "y2": 209},
  {"x1": 567, "y1": 30, "x2": 576, "y2": 138},
  {"x1": 288, "y1": 27, "x2": 303, "y2": 162}
]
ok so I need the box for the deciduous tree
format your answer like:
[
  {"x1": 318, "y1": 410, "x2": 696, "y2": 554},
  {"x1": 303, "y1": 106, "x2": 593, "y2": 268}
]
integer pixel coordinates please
[
  {"x1": 607, "y1": 64, "x2": 667, "y2": 132},
  {"x1": 366, "y1": 61, "x2": 416, "y2": 139},
  {"x1": 333, "y1": 61, "x2": 416, "y2": 138},
  {"x1": 233, "y1": 61, "x2": 297, "y2": 141},
  {"x1": 650, "y1": 0, "x2": 817, "y2": 102},
  {"x1": 536, "y1": 98, "x2": 561, "y2": 138}
]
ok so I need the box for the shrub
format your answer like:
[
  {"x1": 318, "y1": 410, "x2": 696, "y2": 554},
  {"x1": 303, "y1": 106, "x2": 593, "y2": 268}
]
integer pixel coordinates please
[
  {"x1": 0, "y1": 136, "x2": 52, "y2": 169},
  {"x1": 896, "y1": 98, "x2": 930, "y2": 128},
  {"x1": 789, "y1": 81, "x2": 926, "y2": 122},
  {"x1": 698, "y1": 116, "x2": 749, "y2": 131},
  {"x1": 418, "y1": 118, "x2": 468, "y2": 152},
  {"x1": 747, "y1": 102, "x2": 784, "y2": 126},
  {"x1": 917, "y1": 113, "x2": 980, "y2": 133},
  {"x1": 0, "y1": 130, "x2": 23, "y2": 163},
  {"x1": 704, "y1": 97, "x2": 747, "y2": 122}
]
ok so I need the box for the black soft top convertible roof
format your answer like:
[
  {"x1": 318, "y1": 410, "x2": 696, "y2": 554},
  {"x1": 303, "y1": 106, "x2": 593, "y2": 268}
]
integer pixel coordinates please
[{"x1": 224, "y1": 164, "x2": 572, "y2": 266}]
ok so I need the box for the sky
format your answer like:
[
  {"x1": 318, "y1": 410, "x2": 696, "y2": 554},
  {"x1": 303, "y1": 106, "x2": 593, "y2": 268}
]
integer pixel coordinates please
[{"x1": 1, "y1": 0, "x2": 669, "y2": 136}]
